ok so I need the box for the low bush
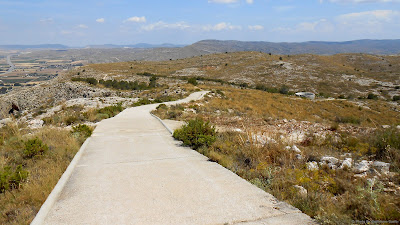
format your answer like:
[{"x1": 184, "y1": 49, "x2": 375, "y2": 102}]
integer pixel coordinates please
[
  {"x1": 71, "y1": 124, "x2": 93, "y2": 144},
  {"x1": 367, "y1": 93, "x2": 378, "y2": 100},
  {"x1": 173, "y1": 118, "x2": 216, "y2": 149},
  {"x1": 23, "y1": 138, "x2": 48, "y2": 159},
  {"x1": 335, "y1": 116, "x2": 361, "y2": 125},
  {"x1": 0, "y1": 165, "x2": 29, "y2": 193},
  {"x1": 97, "y1": 103, "x2": 124, "y2": 118},
  {"x1": 188, "y1": 77, "x2": 198, "y2": 86}
]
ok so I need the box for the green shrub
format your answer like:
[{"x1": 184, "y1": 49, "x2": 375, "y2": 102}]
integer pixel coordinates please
[
  {"x1": 23, "y1": 138, "x2": 48, "y2": 159},
  {"x1": 173, "y1": 118, "x2": 216, "y2": 149},
  {"x1": 188, "y1": 77, "x2": 198, "y2": 86},
  {"x1": 133, "y1": 98, "x2": 152, "y2": 106},
  {"x1": 367, "y1": 93, "x2": 378, "y2": 100},
  {"x1": 0, "y1": 165, "x2": 29, "y2": 193},
  {"x1": 71, "y1": 124, "x2": 93, "y2": 144},
  {"x1": 335, "y1": 116, "x2": 361, "y2": 125},
  {"x1": 156, "y1": 104, "x2": 168, "y2": 110},
  {"x1": 393, "y1": 95, "x2": 400, "y2": 101},
  {"x1": 97, "y1": 103, "x2": 124, "y2": 118},
  {"x1": 374, "y1": 127, "x2": 400, "y2": 159}
]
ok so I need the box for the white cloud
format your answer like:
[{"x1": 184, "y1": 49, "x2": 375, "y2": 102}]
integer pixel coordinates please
[
  {"x1": 246, "y1": 0, "x2": 254, "y2": 4},
  {"x1": 125, "y1": 16, "x2": 146, "y2": 23},
  {"x1": 76, "y1": 24, "x2": 88, "y2": 29},
  {"x1": 141, "y1": 21, "x2": 190, "y2": 31},
  {"x1": 248, "y1": 25, "x2": 264, "y2": 30},
  {"x1": 335, "y1": 10, "x2": 400, "y2": 34},
  {"x1": 337, "y1": 10, "x2": 400, "y2": 23},
  {"x1": 96, "y1": 18, "x2": 105, "y2": 23},
  {"x1": 274, "y1": 19, "x2": 334, "y2": 33},
  {"x1": 203, "y1": 22, "x2": 242, "y2": 31},
  {"x1": 40, "y1": 18, "x2": 54, "y2": 24}
]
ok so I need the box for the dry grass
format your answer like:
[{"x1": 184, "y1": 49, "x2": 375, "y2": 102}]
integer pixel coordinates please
[
  {"x1": 0, "y1": 124, "x2": 80, "y2": 224},
  {"x1": 154, "y1": 85, "x2": 400, "y2": 127},
  {"x1": 158, "y1": 86, "x2": 400, "y2": 224},
  {"x1": 83, "y1": 52, "x2": 400, "y2": 99}
]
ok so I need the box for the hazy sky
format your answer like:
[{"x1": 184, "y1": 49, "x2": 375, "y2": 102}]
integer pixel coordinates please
[{"x1": 0, "y1": 0, "x2": 399, "y2": 46}]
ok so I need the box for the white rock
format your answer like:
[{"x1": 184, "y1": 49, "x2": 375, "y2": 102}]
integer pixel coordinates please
[
  {"x1": 293, "y1": 185, "x2": 307, "y2": 198},
  {"x1": 233, "y1": 128, "x2": 242, "y2": 132},
  {"x1": 0, "y1": 118, "x2": 12, "y2": 125},
  {"x1": 283, "y1": 119, "x2": 288, "y2": 123},
  {"x1": 340, "y1": 158, "x2": 353, "y2": 169},
  {"x1": 284, "y1": 146, "x2": 291, "y2": 151},
  {"x1": 373, "y1": 161, "x2": 390, "y2": 175},
  {"x1": 291, "y1": 145, "x2": 301, "y2": 153},
  {"x1": 354, "y1": 160, "x2": 372, "y2": 173},
  {"x1": 307, "y1": 161, "x2": 319, "y2": 171},
  {"x1": 28, "y1": 119, "x2": 44, "y2": 129},
  {"x1": 354, "y1": 172, "x2": 368, "y2": 178},
  {"x1": 397, "y1": 125, "x2": 400, "y2": 130},
  {"x1": 382, "y1": 125, "x2": 390, "y2": 129},
  {"x1": 295, "y1": 154, "x2": 303, "y2": 160},
  {"x1": 321, "y1": 156, "x2": 339, "y2": 165}
]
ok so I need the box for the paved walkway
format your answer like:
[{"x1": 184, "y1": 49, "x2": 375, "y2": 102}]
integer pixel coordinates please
[{"x1": 32, "y1": 91, "x2": 315, "y2": 225}]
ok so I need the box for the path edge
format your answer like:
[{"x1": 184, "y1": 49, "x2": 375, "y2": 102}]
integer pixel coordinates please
[
  {"x1": 150, "y1": 112, "x2": 173, "y2": 134},
  {"x1": 30, "y1": 137, "x2": 92, "y2": 225}
]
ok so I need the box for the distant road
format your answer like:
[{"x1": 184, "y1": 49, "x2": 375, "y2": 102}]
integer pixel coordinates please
[{"x1": 0, "y1": 55, "x2": 16, "y2": 75}]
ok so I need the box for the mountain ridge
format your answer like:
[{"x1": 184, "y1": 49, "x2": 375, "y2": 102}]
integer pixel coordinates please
[{"x1": 1, "y1": 39, "x2": 400, "y2": 55}]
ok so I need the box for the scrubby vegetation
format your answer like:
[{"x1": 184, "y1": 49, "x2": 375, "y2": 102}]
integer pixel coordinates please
[
  {"x1": 71, "y1": 124, "x2": 93, "y2": 144},
  {"x1": 0, "y1": 123, "x2": 84, "y2": 224},
  {"x1": 173, "y1": 118, "x2": 216, "y2": 149},
  {"x1": 71, "y1": 76, "x2": 159, "y2": 91},
  {"x1": 156, "y1": 86, "x2": 400, "y2": 224},
  {"x1": 43, "y1": 103, "x2": 125, "y2": 126}
]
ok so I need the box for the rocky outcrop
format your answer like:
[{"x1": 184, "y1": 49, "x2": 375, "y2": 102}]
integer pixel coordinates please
[{"x1": 0, "y1": 76, "x2": 119, "y2": 119}]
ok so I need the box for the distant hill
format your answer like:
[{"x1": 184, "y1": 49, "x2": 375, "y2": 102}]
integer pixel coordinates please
[
  {"x1": 188, "y1": 39, "x2": 400, "y2": 55},
  {"x1": 2, "y1": 39, "x2": 399, "y2": 55},
  {"x1": 0, "y1": 44, "x2": 69, "y2": 50},
  {"x1": 85, "y1": 43, "x2": 186, "y2": 49}
]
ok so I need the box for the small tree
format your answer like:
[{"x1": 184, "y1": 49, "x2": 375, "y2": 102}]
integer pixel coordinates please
[
  {"x1": 187, "y1": 77, "x2": 198, "y2": 86},
  {"x1": 149, "y1": 76, "x2": 157, "y2": 88}
]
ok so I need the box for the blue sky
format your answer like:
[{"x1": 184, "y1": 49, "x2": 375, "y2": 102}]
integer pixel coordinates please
[{"x1": 0, "y1": 0, "x2": 399, "y2": 46}]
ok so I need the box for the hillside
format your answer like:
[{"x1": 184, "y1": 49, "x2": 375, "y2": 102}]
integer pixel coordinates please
[
  {"x1": 0, "y1": 50, "x2": 399, "y2": 224},
  {"x1": 84, "y1": 51, "x2": 400, "y2": 101},
  {"x1": 189, "y1": 39, "x2": 400, "y2": 55}
]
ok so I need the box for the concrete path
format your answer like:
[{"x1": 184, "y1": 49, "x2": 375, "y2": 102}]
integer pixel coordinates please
[{"x1": 32, "y1": 91, "x2": 315, "y2": 225}]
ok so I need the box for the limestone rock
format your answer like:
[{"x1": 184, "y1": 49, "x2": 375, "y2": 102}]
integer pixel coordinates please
[
  {"x1": 28, "y1": 119, "x2": 44, "y2": 129},
  {"x1": 293, "y1": 185, "x2": 308, "y2": 198},
  {"x1": 373, "y1": 161, "x2": 390, "y2": 175},
  {"x1": 321, "y1": 156, "x2": 339, "y2": 165},
  {"x1": 291, "y1": 145, "x2": 301, "y2": 153},
  {"x1": 354, "y1": 160, "x2": 372, "y2": 173},
  {"x1": 340, "y1": 158, "x2": 353, "y2": 169},
  {"x1": 306, "y1": 161, "x2": 318, "y2": 171}
]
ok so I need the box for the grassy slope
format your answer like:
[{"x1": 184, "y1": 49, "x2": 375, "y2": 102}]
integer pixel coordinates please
[
  {"x1": 85, "y1": 52, "x2": 400, "y2": 99},
  {"x1": 153, "y1": 87, "x2": 400, "y2": 224}
]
